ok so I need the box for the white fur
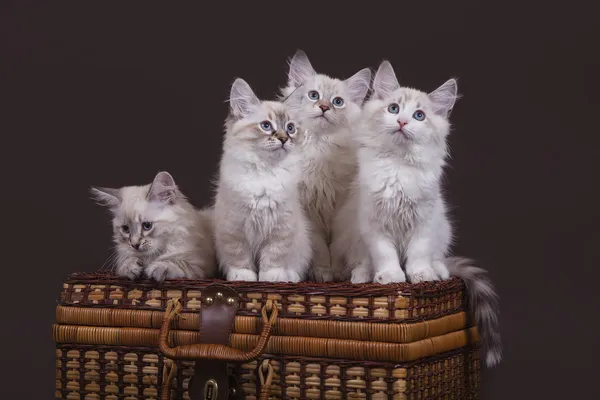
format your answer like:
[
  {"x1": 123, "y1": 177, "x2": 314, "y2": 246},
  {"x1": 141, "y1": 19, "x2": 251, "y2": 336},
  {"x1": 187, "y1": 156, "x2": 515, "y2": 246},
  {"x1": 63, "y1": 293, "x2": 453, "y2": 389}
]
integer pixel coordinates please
[
  {"x1": 331, "y1": 61, "x2": 459, "y2": 284},
  {"x1": 279, "y1": 50, "x2": 371, "y2": 282},
  {"x1": 213, "y1": 78, "x2": 312, "y2": 283},
  {"x1": 91, "y1": 171, "x2": 217, "y2": 281}
]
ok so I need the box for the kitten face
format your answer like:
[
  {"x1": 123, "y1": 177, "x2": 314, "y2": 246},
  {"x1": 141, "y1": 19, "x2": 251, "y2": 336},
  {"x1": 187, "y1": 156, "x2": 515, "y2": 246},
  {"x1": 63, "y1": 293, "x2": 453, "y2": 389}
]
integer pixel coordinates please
[
  {"x1": 363, "y1": 61, "x2": 458, "y2": 150},
  {"x1": 91, "y1": 171, "x2": 184, "y2": 257},
  {"x1": 281, "y1": 50, "x2": 371, "y2": 133},
  {"x1": 226, "y1": 78, "x2": 303, "y2": 163}
]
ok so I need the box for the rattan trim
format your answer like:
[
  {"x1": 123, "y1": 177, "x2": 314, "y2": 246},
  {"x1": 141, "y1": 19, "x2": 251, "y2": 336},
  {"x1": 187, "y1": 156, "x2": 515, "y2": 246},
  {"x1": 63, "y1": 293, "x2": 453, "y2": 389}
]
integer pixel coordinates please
[
  {"x1": 64, "y1": 272, "x2": 464, "y2": 296},
  {"x1": 52, "y1": 324, "x2": 479, "y2": 363},
  {"x1": 55, "y1": 305, "x2": 469, "y2": 344}
]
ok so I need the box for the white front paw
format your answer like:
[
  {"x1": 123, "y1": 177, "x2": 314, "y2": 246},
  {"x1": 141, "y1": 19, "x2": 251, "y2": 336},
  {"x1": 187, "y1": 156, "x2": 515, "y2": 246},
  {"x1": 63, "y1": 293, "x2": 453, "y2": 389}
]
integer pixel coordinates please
[
  {"x1": 406, "y1": 260, "x2": 438, "y2": 283},
  {"x1": 351, "y1": 267, "x2": 372, "y2": 284},
  {"x1": 374, "y1": 266, "x2": 406, "y2": 284},
  {"x1": 259, "y1": 268, "x2": 289, "y2": 282},
  {"x1": 286, "y1": 269, "x2": 303, "y2": 283},
  {"x1": 432, "y1": 260, "x2": 450, "y2": 280},
  {"x1": 117, "y1": 258, "x2": 143, "y2": 280},
  {"x1": 145, "y1": 262, "x2": 182, "y2": 282},
  {"x1": 227, "y1": 268, "x2": 258, "y2": 282}
]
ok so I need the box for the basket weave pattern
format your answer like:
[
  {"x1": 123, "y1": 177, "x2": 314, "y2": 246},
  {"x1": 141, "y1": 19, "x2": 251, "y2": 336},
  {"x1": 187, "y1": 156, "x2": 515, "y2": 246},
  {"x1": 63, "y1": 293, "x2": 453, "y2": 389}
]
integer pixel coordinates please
[
  {"x1": 53, "y1": 273, "x2": 481, "y2": 399},
  {"x1": 56, "y1": 345, "x2": 479, "y2": 400}
]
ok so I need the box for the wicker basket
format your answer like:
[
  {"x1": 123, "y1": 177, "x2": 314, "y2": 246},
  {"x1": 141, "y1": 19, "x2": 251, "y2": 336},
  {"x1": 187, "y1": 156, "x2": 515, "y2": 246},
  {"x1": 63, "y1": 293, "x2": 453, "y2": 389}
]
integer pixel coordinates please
[{"x1": 53, "y1": 273, "x2": 481, "y2": 400}]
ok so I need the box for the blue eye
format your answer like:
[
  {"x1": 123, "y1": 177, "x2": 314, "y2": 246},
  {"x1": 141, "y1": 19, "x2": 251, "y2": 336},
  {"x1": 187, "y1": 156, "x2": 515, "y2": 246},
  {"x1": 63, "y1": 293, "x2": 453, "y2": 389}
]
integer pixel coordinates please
[
  {"x1": 332, "y1": 97, "x2": 344, "y2": 107},
  {"x1": 142, "y1": 222, "x2": 153, "y2": 231},
  {"x1": 286, "y1": 122, "x2": 296, "y2": 134},
  {"x1": 413, "y1": 110, "x2": 426, "y2": 121},
  {"x1": 260, "y1": 121, "x2": 273, "y2": 131},
  {"x1": 308, "y1": 90, "x2": 320, "y2": 101},
  {"x1": 387, "y1": 103, "x2": 399, "y2": 114}
]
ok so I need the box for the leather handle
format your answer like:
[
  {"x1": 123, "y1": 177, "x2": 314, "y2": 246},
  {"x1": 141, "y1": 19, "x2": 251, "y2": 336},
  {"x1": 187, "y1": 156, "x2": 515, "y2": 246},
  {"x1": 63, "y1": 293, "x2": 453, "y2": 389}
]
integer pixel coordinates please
[{"x1": 159, "y1": 297, "x2": 278, "y2": 362}]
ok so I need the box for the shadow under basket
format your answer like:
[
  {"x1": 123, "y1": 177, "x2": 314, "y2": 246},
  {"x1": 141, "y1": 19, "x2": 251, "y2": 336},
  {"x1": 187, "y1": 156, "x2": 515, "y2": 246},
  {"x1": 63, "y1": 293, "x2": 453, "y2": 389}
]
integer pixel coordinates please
[{"x1": 53, "y1": 273, "x2": 481, "y2": 400}]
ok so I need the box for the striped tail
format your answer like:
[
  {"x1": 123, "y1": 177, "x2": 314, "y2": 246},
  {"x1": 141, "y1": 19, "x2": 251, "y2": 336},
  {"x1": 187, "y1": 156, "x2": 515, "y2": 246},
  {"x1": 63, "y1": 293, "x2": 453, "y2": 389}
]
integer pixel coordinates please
[{"x1": 447, "y1": 256, "x2": 502, "y2": 367}]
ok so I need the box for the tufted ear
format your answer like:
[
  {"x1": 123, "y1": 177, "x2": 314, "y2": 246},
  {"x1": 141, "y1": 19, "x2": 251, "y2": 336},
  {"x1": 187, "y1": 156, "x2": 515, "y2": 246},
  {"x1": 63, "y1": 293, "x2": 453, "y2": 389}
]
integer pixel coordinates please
[
  {"x1": 229, "y1": 78, "x2": 261, "y2": 118},
  {"x1": 147, "y1": 171, "x2": 177, "y2": 204},
  {"x1": 90, "y1": 186, "x2": 121, "y2": 209},
  {"x1": 282, "y1": 84, "x2": 305, "y2": 111},
  {"x1": 429, "y1": 78, "x2": 459, "y2": 116},
  {"x1": 287, "y1": 49, "x2": 316, "y2": 88},
  {"x1": 372, "y1": 61, "x2": 400, "y2": 99},
  {"x1": 344, "y1": 67, "x2": 372, "y2": 104}
]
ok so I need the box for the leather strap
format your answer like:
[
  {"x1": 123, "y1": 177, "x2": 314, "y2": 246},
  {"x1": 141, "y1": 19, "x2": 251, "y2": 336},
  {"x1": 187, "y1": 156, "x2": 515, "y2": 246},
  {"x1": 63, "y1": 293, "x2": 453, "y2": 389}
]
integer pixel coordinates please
[
  {"x1": 188, "y1": 285, "x2": 240, "y2": 400},
  {"x1": 198, "y1": 285, "x2": 239, "y2": 345}
]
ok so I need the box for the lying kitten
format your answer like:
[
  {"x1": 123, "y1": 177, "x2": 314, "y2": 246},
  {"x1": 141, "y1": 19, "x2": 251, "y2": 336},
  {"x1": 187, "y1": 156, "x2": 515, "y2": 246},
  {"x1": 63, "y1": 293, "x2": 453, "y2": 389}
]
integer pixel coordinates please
[
  {"x1": 331, "y1": 61, "x2": 502, "y2": 366},
  {"x1": 91, "y1": 171, "x2": 217, "y2": 281},
  {"x1": 278, "y1": 49, "x2": 371, "y2": 282},
  {"x1": 213, "y1": 78, "x2": 312, "y2": 282}
]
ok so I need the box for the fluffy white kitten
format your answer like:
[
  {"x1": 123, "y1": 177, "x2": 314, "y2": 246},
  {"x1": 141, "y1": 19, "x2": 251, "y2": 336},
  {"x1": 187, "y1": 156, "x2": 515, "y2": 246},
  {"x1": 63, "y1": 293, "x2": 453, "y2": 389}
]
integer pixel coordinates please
[
  {"x1": 91, "y1": 171, "x2": 217, "y2": 281},
  {"x1": 331, "y1": 61, "x2": 502, "y2": 367},
  {"x1": 213, "y1": 78, "x2": 312, "y2": 283},
  {"x1": 331, "y1": 60, "x2": 457, "y2": 284},
  {"x1": 278, "y1": 49, "x2": 371, "y2": 282}
]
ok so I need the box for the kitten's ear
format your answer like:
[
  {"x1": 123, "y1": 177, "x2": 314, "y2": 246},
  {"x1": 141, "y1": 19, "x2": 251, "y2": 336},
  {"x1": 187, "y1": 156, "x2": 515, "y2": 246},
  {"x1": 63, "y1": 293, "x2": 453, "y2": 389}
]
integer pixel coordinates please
[
  {"x1": 147, "y1": 171, "x2": 177, "y2": 204},
  {"x1": 282, "y1": 84, "x2": 305, "y2": 110},
  {"x1": 287, "y1": 49, "x2": 316, "y2": 88},
  {"x1": 372, "y1": 61, "x2": 400, "y2": 99},
  {"x1": 344, "y1": 68, "x2": 372, "y2": 104},
  {"x1": 229, "y1": 78, "x2": 260, "y2": 118},
  {"x1": 90, "y1": 187, "x2": 121, "y2": 209},
  {"x1": 428, "y1": 78, "x2": 458, "y2": 116}
]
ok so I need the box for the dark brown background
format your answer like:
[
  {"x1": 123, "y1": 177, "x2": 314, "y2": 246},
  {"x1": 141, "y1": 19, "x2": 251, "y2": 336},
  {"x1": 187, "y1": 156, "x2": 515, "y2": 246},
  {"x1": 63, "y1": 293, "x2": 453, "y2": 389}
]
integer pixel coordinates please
[{"x1": 2, "y1": 2, "x2": 599, "y2": 399}]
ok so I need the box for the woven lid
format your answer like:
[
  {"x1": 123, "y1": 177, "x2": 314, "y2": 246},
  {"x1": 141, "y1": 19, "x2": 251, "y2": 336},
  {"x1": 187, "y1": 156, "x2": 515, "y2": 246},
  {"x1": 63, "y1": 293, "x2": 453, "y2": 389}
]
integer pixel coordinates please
[{"x1": 53, "y1": 273, "x2": 478, "y2": 363}]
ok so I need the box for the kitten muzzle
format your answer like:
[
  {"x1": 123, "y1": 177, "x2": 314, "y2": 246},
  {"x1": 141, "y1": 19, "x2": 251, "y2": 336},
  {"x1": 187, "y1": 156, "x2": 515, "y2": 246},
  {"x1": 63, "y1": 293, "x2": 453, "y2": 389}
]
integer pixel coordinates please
[
  {"x1": 129, "y1": 238, "x2": 142, "y2": 250},
  {"x1": 274, "y1": 132, "x2": 289, "y2": 145},
  {"x1": 316, "y1": 100, "x2": 331, "y2": 113}
]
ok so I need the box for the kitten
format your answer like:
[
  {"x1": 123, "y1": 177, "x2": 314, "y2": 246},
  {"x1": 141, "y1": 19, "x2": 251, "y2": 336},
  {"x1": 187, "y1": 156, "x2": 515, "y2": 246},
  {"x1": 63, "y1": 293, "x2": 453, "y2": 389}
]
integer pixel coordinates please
[
  {"x1": 331, "y1": 60, "x2": 457, "y2": 284},
  {"x1": 213, "y1": 78, "x2": 312, "y2": 283},
  {"x1": 90, "y1": 171, "x2": 217, "y2": 281},
  {"x1": 330, "y1": 61, "x2": 502, "y2": 366},
  {"x1": 278, "y1": 49, "x2": 371, "y2": 282}
]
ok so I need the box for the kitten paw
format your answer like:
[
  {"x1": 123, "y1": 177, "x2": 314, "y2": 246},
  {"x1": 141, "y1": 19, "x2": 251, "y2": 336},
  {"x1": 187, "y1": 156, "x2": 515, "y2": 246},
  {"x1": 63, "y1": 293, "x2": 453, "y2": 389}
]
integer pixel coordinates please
[
  {"x1": 310, "y1": 267, "x2": 333, "y2": 282},
  {"x1": 406, "y1": 261, "x2": 438, "y2": 283},
  {"x1": 227, "y1": 269, "x2": 258, "y2": 282},
  {"x1": 432, "y1": 260, "x2": 450, "y2": 280},
  {"x1": 351, "y1": 267, "x2": 373, "y2": 284},
  {"x1": 145, "y1": 262, "x2": 185, "y2": 282},
  {"x1": 374, "y1": 267, "x2": 406, "y2": 284},
  {"x1": 259, "y1": 268, "x2": 290, "y2": 282},
  {"x1": 117, "y1": 258, "x2": 143, "y2": 280},
  {"x1": 286, "y1": 270, "x2": 303, "y2": 283}
]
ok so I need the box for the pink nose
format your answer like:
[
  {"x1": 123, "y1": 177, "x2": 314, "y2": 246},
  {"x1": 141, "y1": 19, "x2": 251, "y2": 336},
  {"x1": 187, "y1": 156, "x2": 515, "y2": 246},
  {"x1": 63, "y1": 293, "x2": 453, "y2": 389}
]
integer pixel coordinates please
[
  {"x1": 319, "y1": 104, "x2": 330, "y2": 112},
  {"x1": 398, "y1": 120, "x2": 408, "y2": 128}
]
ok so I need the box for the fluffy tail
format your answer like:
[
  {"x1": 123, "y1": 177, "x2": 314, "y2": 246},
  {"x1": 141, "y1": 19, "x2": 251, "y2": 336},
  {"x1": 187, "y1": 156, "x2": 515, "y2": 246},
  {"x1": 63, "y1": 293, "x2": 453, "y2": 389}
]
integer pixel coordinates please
[{"x1": 447, "y1": 256, "x2": 502, "y2": 367}]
